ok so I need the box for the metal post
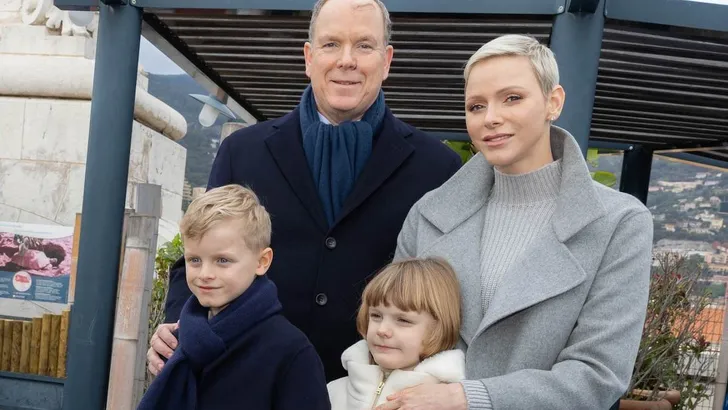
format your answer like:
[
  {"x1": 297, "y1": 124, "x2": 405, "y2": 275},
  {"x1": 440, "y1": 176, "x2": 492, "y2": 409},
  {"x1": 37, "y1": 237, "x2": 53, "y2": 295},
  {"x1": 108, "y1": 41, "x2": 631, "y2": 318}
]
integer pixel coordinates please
[
  {"x1": 62, "y1": 3, "x2": 142, "y2": 410},
  {"x1": 549, "y1": 0, "x2": 605, "y2": 157},
  {"x1": 619, "y1": 145, "x2": 654, "y2": 205}
]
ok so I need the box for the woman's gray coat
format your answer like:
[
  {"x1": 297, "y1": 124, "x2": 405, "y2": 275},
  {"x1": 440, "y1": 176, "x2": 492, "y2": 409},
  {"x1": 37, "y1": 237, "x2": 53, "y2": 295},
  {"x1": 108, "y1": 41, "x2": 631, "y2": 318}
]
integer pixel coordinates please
[{"x1": 395, "y1": 126, "x2": 654, "y2": 409}]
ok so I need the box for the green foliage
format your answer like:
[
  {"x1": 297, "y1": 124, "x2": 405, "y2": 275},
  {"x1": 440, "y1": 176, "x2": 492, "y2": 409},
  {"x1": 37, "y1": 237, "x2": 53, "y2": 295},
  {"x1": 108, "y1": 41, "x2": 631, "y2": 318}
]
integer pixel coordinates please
[
  {"x1": 586, "y1": 147, "x2": 600, "y2": 168},
  {"x1": 443, "y1": 140, "x2": 476, "y2": 164},
  {"x1": 591, "y1": 170, "x2": 617, "y2": 188},
  {"x1": 145, "y1": 234, "x2": 183, "y2": 390},
  {"x1": 587, "y1": 149, "x2": 618, "y2": 188}
]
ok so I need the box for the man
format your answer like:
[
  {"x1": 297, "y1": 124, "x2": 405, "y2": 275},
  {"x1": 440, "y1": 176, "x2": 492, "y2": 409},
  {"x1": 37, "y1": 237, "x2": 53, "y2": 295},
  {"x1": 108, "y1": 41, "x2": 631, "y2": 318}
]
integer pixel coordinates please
[{"x1": 148, "y1": 0, "x2": 461, "y2": 381}]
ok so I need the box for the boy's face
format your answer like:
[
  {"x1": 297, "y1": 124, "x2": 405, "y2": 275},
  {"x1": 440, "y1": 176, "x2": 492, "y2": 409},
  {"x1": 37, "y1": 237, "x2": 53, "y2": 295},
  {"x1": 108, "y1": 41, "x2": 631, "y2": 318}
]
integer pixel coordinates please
[
  {"x1": 365, "y1": 303, "x2": 435, "y2": 371},
  {"x1": 183, "y1": 220, "x2": 272, "y2": 316}
]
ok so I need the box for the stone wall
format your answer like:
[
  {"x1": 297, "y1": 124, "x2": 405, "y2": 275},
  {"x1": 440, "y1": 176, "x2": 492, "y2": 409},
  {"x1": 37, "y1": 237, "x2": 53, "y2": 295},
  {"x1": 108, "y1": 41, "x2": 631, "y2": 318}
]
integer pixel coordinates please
[
  {"x1": 0, "y1": 96, "x2": 186, "y2": 231},
  {"x1": 0, "y1": 0, "x2": 188, "y2": 316}
]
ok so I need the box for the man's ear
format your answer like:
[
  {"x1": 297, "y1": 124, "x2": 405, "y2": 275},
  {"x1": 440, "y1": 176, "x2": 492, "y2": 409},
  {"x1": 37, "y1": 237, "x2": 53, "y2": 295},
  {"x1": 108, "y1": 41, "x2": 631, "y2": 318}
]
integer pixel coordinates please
[
  {"x1": 382, "y1": 45, "x2": 394, "y2": 81},
  {"x1": 304, "y1": 42, "x2": 313, "y2": 78}
]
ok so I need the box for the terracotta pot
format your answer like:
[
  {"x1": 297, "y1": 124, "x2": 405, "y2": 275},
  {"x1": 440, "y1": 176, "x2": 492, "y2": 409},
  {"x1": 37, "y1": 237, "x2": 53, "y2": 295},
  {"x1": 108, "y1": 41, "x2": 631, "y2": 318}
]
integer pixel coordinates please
[
  {"x1": 619, "y1": 398, "x2": 672, "y2": 410},
  {"x1": 630, "y1": 389, "x2": 681, "y2": 405},
  {"x1": 619, "y1": 389, "x2": 681, "y2": 410}
]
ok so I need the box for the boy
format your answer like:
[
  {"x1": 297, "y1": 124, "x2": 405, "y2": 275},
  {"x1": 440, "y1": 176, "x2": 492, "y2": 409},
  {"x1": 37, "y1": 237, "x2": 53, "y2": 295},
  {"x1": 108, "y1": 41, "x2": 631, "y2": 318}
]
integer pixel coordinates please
[{"x1": 137, "y1": 184, "x2": 330, "y2": 410}]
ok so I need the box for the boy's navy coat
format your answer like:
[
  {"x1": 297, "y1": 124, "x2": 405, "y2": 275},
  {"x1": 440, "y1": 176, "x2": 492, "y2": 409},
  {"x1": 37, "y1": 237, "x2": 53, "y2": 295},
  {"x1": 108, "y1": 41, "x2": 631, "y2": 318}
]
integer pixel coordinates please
[
  {"x1": 193, "y1": 314, "x2": 330, "y2": 409},
  {"x1": 164, "y1": 106, "x2": 461, "y2": 380}
]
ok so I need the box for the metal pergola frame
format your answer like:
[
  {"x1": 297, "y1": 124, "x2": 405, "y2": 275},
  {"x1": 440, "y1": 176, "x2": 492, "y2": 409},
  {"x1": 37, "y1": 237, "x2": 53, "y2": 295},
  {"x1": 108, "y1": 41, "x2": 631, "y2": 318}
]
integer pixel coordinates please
[{"x1": 31, "y1": 0, "x2": 728, "y2": 409}]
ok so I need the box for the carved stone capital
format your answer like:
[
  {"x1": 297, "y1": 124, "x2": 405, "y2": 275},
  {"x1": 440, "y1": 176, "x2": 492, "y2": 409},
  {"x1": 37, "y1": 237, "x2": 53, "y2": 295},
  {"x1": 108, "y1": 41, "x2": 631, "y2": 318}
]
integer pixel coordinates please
[{"x1": 21, "y1": 0, "x2": 97, "y2": 37}]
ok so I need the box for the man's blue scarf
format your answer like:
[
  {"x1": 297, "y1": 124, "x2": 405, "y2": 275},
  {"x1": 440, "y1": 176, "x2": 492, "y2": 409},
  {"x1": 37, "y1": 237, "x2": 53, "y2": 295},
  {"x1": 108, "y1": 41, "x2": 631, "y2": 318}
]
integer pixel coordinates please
[
  {"x1": 137, "y1": 276, "x2": 282, "y2": 410},
  {"x1": 299, "y1": 85, "x2": 386, "y2": 226}
]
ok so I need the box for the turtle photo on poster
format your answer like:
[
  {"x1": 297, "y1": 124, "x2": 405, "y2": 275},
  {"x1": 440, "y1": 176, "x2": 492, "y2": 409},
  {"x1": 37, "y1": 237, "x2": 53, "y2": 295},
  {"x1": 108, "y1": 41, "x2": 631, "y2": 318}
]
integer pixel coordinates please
[{"x1": 0, "y1": 222, "x2": 73, "y2": 304}]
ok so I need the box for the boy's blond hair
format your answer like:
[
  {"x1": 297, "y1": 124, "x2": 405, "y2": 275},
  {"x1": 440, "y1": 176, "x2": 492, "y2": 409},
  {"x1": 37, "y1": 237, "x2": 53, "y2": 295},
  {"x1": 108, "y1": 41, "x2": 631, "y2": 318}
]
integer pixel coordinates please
[
  {"x1": 356, "y1": 257, "x2": 462, "y2": 360},
  {"x1": 180, "y1": 184, "x2": 271, "y2": 251}
]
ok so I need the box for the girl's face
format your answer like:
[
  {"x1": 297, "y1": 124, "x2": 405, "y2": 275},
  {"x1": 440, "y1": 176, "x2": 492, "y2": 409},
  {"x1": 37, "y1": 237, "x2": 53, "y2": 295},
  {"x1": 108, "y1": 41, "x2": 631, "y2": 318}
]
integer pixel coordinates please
[
  {"x1": 366, "y1": 303, "x2": 436, "y2": 371},
  {"x1": 465, "y1": 55, "x2": 564, "y2": 175}
]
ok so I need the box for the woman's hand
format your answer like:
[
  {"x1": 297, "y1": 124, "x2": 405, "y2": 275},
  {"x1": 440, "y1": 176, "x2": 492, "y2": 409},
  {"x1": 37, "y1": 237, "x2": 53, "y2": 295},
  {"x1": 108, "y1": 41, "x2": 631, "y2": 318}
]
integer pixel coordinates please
[{"x1": 374, "y1": 382, "x2": 467, "y2": 410}]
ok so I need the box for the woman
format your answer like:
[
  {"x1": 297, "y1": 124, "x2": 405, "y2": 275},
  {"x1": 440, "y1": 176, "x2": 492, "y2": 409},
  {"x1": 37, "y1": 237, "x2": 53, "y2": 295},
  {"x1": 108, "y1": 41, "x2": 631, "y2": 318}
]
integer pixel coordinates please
[{"x1": 376, "y1": 34, "x2": 653, "y2": 410}]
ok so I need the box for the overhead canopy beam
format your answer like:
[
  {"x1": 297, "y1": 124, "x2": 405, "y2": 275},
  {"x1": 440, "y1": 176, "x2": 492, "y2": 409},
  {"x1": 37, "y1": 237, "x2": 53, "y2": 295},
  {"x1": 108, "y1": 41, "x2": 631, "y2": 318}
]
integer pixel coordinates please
[
  {"x1": 141, "y1": 21, "x2": 258, "y2": 124},
  {"x1": 659, "y1": 152, "x2": 728, "y2": 172},
  {"x1": 142, "y1": 13, "x2": 266, "y2": 121},
  {"x1": 68, "y1": 0, "x2": 566, "y2": 14},
  {"x1": 54, "y1": 0, "x2": 98, "y2": 10},
  {"x1": 605, "y1": 0, "x2": 728, "y2": 33}
]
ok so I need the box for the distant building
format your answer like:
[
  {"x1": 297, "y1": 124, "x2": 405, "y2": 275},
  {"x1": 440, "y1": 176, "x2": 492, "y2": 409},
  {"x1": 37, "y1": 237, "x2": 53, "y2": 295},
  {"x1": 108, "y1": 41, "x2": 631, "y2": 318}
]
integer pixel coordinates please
[
  {"x1": 711, "y1": 218, "x2": 724, "y2": 230},
  {"x1": 657, "y1": 180, "x2": 702, "y2": 191},
  {"x1": 707, "y1": 253, "x2": 728, "y2": 265},
  {"x1": 183, "y1": 179, "x2": 193, "y2": 202},
  {"x1": 654, "y1": 239, "x2": 714, "y2": 254},
  {"x1": 688, "y1": 228, "x2": 714, "y2": 235}
]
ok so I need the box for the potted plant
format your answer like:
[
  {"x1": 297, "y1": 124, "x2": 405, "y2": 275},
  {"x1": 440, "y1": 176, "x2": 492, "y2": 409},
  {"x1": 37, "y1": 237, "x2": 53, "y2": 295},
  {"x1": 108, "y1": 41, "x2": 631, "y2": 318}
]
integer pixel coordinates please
[{"x1": 620, "y1": 252, "x2": 716, "y2": 409}]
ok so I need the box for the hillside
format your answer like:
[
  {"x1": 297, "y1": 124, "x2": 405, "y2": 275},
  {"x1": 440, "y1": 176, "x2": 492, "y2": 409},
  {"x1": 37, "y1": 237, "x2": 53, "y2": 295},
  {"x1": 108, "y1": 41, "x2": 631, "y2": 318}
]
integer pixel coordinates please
[{"x1": 147, "y1": 73, "x2": 224, "y2": 189}]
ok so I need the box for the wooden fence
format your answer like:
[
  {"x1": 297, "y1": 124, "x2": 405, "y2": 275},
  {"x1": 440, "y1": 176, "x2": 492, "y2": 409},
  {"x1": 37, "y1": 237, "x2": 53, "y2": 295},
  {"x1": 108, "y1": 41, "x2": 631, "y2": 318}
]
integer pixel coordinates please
[{"x1": 0, "y1": 310, "x2": 70, "y2": 378}]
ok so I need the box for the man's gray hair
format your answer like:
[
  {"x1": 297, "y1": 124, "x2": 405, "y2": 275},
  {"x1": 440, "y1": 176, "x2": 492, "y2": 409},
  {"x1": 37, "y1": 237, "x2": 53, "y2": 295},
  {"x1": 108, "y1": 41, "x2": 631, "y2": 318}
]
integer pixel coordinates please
[{"x1": 308, "y1": 0, "x2": 393, "y2": 45}]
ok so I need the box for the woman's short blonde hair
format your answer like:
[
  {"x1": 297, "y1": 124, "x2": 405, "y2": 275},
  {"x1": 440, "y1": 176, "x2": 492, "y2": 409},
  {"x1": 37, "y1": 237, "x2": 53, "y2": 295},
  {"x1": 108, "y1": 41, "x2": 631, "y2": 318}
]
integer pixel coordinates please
[
  {"x1": 180, "y1": 184, "x2": 272, "y2": 251},
  {"x1": 464, "y1": 34, "x2": 560, "y2": 96},
  {"x1": 356, "y1": 257, "x2": 462, "y2": 359}
]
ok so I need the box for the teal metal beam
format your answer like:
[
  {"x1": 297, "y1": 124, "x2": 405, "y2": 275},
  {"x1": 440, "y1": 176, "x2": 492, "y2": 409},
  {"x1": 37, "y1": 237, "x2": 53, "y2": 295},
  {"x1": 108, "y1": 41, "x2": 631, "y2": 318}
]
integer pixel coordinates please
[
  {"x1": 620, "y1": 145, "x2": 653, "y2": 205},
  {"x1": 53, "y1": 0, "x2": 97, "y2": 9},
  {"x1": 61, "y1": 3, "x2": 142, "y2": 410},
  {"x1": 0, "y1": 372, "x2": 64, "y2": 410},
  {"x1": 605, "y1": 0, "x2": 728, "y2": 33},
  {"x1": 57, "y1": 0, "x2": 567, "y2": 14},
  {"x1": 568, "y1": 0, "x2": 600, "y2": 13},
  {"x1": 550, "y1": 0, "x2": 605, "y2": 157}
]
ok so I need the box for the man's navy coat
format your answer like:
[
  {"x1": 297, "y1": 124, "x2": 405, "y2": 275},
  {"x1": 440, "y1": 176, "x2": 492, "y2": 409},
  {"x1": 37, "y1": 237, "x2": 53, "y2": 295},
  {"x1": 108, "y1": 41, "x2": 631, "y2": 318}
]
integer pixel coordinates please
[{"x1": 164, "y1": 106, "x2": 461, "y2": 380}]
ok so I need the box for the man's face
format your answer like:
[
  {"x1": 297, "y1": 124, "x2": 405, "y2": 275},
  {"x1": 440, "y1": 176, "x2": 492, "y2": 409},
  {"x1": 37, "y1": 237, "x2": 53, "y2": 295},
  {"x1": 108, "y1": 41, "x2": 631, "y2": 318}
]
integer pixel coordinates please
[{"x1": 303, "y1": 0, "x2": 393, "y2": 125}]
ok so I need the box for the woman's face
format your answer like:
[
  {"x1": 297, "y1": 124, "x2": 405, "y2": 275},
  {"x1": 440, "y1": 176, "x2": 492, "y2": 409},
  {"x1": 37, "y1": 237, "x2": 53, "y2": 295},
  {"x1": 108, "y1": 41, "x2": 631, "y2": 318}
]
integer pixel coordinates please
[{"x1": 465, "y1": 55, "x2": 564, "y2": 175}]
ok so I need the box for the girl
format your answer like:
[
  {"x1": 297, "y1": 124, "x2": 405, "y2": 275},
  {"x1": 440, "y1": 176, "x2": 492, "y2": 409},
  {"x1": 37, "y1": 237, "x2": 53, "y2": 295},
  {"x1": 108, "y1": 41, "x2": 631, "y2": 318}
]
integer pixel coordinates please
[{"x1": 327, "y1": 257, "x2": 465, "y2": 409}]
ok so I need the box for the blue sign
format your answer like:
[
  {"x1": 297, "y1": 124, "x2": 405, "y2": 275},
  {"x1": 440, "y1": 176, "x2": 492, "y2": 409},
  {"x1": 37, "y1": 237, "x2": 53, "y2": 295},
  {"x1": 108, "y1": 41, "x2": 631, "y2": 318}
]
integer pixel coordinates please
[{"x1": 0, "y1": 222, "x2": 74, "y2": 305}]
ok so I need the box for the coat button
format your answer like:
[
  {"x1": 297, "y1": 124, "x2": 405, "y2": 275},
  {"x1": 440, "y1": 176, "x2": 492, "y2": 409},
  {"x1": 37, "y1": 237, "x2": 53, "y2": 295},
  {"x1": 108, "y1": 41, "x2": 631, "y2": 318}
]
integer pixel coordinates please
[
  {"x1": 315, "y1": 293, "x2": 328, "y2": 306},
  {"x1": 325, "y1": 237, "x2": 337, "y2": 249}
]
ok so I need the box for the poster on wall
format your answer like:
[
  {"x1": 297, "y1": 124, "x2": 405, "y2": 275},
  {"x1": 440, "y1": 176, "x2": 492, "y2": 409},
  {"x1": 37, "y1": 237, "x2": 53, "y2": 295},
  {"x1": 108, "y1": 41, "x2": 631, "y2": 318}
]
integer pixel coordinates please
[{"x1": 0, "y1": 222, "x2": 73, "y2": 304}]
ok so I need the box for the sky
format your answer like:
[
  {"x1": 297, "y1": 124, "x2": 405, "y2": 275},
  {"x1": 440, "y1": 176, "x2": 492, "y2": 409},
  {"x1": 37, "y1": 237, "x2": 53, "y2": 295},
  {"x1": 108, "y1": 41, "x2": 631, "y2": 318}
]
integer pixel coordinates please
[{"x1": 139, "y1": 37, "x2": 184, "y2": 75}]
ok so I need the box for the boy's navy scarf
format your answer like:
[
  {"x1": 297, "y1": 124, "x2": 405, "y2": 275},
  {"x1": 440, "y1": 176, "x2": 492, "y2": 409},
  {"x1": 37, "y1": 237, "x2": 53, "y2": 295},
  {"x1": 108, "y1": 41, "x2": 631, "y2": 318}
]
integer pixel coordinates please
[
  {"x1": 137, "y1": 276, "x2": 282, "y2": 410},
  {"x1": 299, "y1": 84, "x2": 386, "y2": 226}
]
